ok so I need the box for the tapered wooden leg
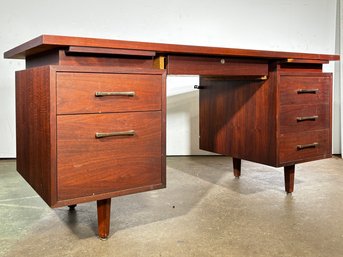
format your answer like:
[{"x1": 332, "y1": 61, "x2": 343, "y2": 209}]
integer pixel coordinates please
[
  {"x1": 233, "y1": 158, "x2": 241, "y2": 178},
  {"x1": 284, "y1": 165, "x2": 295, "y2": 194},
  {"x1": 97, "y1": 198, "x2": 111, "y2": 240}
]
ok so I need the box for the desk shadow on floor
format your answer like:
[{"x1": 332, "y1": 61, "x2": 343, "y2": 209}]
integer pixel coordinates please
[{"x1": 166, "y1": 156, "x2": 303, "y2": 195}]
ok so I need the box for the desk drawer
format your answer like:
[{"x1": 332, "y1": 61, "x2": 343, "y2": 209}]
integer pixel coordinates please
[
  {"x1": 167, "y1": 56, "x2": 268, "y2": 76},
  {"x1": 57, "y1": 111, "x2": 162, "y2": 200},
  {"x1": 279, "y1": 104, "x2": 330, "y2": 134},
  {"x1": 279, "y1": 129, "x2": 330, "y2": 164},
  {"x1": 279, "y1": 75, "x2": 330, "y2": 105},
  {"x1": 57, "y1": 72, "x2": 162, "y2": 114}
]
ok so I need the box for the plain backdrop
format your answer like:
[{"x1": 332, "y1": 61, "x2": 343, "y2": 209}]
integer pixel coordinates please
[{"x1": 0, "y1": 0, "x2": 339, "y2": 157}]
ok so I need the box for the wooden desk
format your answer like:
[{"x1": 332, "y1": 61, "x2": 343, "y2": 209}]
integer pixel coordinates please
[{"x1": 4, "y1": 35, "x2": 339, "y2": 239}]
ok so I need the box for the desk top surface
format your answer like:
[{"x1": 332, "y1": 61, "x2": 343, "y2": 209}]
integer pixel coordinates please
[{"x1": 4, "y1": 34, "x2": 340, "y2": 61}]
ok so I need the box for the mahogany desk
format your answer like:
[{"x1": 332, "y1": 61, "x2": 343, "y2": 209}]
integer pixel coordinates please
[{"x1": 4, "y1": 35, "x2": 339, "y2": 239}]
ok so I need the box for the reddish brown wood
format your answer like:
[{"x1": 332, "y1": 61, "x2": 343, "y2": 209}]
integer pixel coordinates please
[
  {"x1": 199, "y1": 76, "x2": 277, "y2": 166},
  {"x1": 60, "y1": 50, "x2": 154, "y2": 68},
  {"x1": 7, "y1": 35, "x2": 338, "y2": 238},
  {"x1": 25, "y1": 49, "x2": 154, "y2": 69},
  {"x1": 26, "y1": 49, "x2": 60, "y2": 68},
  {"x1": 57, "y1": 111, "x2": 163, "y2": 200},
  {"x1": 15, "y1": 65, "x2": 166, "y2": 209},
  {"x1": 160, "y1": 72, "x2": 167, "y2": 187},
  {"x1": 167, "y1": 56, "x2": 268, "y2": 76},
  {"x1": 277, "y1": 73, "x2": 332, "y2": 166},
  {"x1": 97, "y1": 198, "x2": 111, "y2": 239},
  {"x1": 279, "y1": 74, "x2": 331, "y2": 105},
  {"x1": 278, "y1": 63, "x2": 323, "y2": 73},
  {"x1": 4, "y1": 34, "x2": 339, "y2": 61},
  {"x1": 279, "y1": 104, "x2": 330, "y2": 133},
  {"x1": 57, "y1": 72, "x2": 162, "y2": 114},
  {"x1": 15, "y1": 66, "x2": 56, "y2": 206},
  {"x1": 68, "y1": 46, "x2": 156, "y2": 57},
  {"x1": 233, "y1": 158, "x2": 241, "y2": 178},
  {"x1": 284, "y1": 165, "x2": 295, "y2": 193},
  {"x1": 278, "y1": 129, "x2": 331, "y2": 166}
]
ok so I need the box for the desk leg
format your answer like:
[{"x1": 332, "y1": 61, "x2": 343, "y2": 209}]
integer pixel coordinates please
[
  {"x1": 97, "y1": 198, "x2": 111, "y2": 239},
  {"x1": 284, "y1": 165, "x2": 295, "y2": 194},
  {"x1": 233, "y1": 158, "x2": 241, "y2": 178}
]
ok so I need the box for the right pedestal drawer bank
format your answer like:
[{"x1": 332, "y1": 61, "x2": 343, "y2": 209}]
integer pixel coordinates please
[{"x1": 199, "y1": 64, "x2": 332, "y2": 193}]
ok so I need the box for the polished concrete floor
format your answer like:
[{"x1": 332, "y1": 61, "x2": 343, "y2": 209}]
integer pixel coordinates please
[{"x1": 0, "y1": 156, "x2": 343, "y2": 257}]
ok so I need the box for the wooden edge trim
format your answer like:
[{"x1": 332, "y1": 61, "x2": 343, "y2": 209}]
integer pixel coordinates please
[{"x1": 67, "y1": 46, "x2": 156, "y2": 57}]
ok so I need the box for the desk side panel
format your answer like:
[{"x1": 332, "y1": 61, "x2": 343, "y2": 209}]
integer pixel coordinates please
[
  {"x1": 16, "y1": 66, "x2": 54, "y2": 206},
  {"x1": 199, "y1": 77, "x2": 277, "y2": 166}
]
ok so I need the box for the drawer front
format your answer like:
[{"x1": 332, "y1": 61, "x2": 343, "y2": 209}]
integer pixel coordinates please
[
  {"x1": 167, "y1": 55, "x2": 268, "y2": 76},
  {"x1": 279, "y1": 104, "x2": 330, "y2": 134},
  {"x1": 279, "y1": 129, "x2": 330, "y2": 164},
  {"x1": 279, "y1": 75, "x2": 331, "y2": 105},
  {"x1": 57, "y1": 73, "x2": 162, "y2": 114},
  {"x1": 57, "y1": 112, "x2": 162, "y2": 200}
]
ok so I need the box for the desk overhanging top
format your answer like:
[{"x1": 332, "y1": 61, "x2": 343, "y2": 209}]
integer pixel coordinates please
[{"x1": 4, "y1": 34, "x2": 340, "y2": 61}]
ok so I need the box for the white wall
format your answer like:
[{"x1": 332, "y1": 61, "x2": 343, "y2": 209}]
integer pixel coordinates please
[{"x1": 0, "y1": 0, "x2": 339, "y2": 157}]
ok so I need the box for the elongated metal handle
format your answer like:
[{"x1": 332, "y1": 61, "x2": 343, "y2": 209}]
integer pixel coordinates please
[
  {"x1": 297, "y1": 142, "x2": 319, "y2": 150},
  {"x1": 95, "y1": 91, "x2": 135, "y2": 97},
  {"x1": 297, "y1": 89, "x2": 319, "y2": 94},
  {"x1": 95, "y1": 130, "x2": 135, "y2": 139},
  {"x1": 296, "y1": 115, "x2": 319, "y2": 121}
]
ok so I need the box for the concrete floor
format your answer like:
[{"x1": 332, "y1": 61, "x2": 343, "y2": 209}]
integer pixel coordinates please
[{"x1": 0, "y1": 156, "x2": 343, "y2": 257}]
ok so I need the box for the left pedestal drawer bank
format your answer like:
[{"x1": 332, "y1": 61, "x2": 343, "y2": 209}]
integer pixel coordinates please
[{"x1": 15, "y1": 65, "x2": 166, "y2": 209}]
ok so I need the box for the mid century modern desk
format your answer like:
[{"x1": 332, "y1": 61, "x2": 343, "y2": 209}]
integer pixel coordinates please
[{"x1": 4, "y1": 35, "x2": 339, "y2": 239}]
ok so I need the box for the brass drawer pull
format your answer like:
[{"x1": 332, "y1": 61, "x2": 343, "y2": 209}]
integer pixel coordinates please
[
  {"x1": 297, "y1": 89, "x2": 319, "y2": 94},
  {"x1": 297, "y1": 142, "x2": 319, "y2": 150},
  {"x1": 95, "y1": 130, "x2": 135, "y2": 139},
  {"x1": 296, "y1": 115, "x2": 318, "y2": 121},
  {"x1": 95, "y1": 91, "x2": 135, "y2": 97}
]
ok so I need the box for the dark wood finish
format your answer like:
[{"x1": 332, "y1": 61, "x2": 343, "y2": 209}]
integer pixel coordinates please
[
  {"x1": 167, "y1": 56, "x2": 268, "y2": 76},
  {"x1": 284, "y1": 165, "x2": 295, "y2": 194},
  {"x1": 57, "y1": 111, "x2": 162, "y2": 200},
  {"x1": 199, "y1": 76, "x2": 277, "y2": 166},
  {"x1": 68, "y1": 46, "x2": 156, "y2": 57},
  {"x1": 26, "y1": 50, "x2": 60, "y2": 68},
  {"x1": 278, "y1": 129, "x2": 331, "y2": 165},
  {"x1": 97, "y1": 198, "x2": 111, "y2": 239},
  {"x1": 60, "y1": 50, "x2": 154, "y2": 68},
  {"x1": 279, "y1": 74, "x2": 331, "y2": 105},
  {"x1": 14, "y1": 65, "x2": 166, "y2": 207},
  {"x1": 279, "y1": 104, "x2": 330, "y2": 133},
  {"x1": 232, "y1": 158, "x2": 241, "y2": 178},
  {"x1": 6, "y1": 35, "x2": 338, "y2": 237},
  {"x1": 4, "y1": 35, "x2": 339, "y2": 61},
  {"x1": 278, "y1": 63, "x2": 323, "y2": 73},
  {"x1": 57, "y1": 73, "x2": 162, "y2": 114},
  {"x1": 15, "y1": 66, "x2": 56, "y2": 206},
  {"x1": 277, "y1": 73, "x2": 332, "y2": 167},
  {"x1": 26, "y1": 49, "x2": 154, "y2": 69}
]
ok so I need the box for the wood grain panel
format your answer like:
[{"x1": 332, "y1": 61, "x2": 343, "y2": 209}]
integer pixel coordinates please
[
  {"x1": 167, "y1": 56, "x2": 268, "y2": 76},
  {"x1": 60, "y1": 50, "x2": 154, "y2": 68},
  {"x1": 279, "y1": 104, "x2": 330, "y2": 133},
  {"x1": 199, "y1": 76, "x2": 277, "y2": 166},
  {"x1": 4, "y1": 35, "x2": 339, "y2": 61},
  {"x1": 279, "y1": 129, "x2": 331, "y2": 165},
  {"x1": 57, "y1": 111, "x2": 162, "y2": 201},
  {"x1": 57, "y1": 73, "x2": 162, "y2": 114},
  {"x1": 279, "y1": 75, "x2": 331, "y2": 105},
  {"x1": 15, "y1": 66, "x2": 56, "y2": 206}
]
